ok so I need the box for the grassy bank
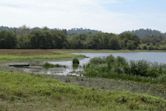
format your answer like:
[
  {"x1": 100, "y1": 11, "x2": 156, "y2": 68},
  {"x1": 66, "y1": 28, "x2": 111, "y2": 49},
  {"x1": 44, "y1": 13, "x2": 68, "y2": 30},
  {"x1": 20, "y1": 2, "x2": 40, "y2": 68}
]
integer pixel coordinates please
[
  {"x1": 0, "y1": 49, "x2": 165, "y2": 62},
  {"x1": 0, "y1": 71, "x2": 166, "y2": 111},
  {"x1": 0, "y1": 49, "x2": 85, "y2": 62},
  {"x1": 0, "y1": 49, "x2": 165, "y2": 54}
]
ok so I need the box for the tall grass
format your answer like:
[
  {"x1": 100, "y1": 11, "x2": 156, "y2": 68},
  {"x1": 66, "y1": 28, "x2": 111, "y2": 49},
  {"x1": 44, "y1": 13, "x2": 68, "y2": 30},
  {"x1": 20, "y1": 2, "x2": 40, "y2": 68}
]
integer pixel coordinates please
[
  {"x1": 43, "y1": 62, "x2": 66, "y2": 69},
  {"x1": 0, "y1": 71, "x2": 165, "y2": 111},
  {"x1": 84, "y1": 56, "x2": 166, "y2": 83}
]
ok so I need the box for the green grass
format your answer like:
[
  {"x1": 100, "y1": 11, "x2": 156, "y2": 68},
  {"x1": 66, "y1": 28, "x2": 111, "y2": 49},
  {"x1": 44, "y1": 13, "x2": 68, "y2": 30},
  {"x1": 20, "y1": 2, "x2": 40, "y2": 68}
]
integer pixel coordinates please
[
  {"x1": 0, "y1": 71, "x2": 166, "y2": 111},
  {"x1": 55, "y1": 75, "x2": 166, "y2": 100},
  {"x1": 0, "y1": 50, "x2": 85, "y2": 62}
]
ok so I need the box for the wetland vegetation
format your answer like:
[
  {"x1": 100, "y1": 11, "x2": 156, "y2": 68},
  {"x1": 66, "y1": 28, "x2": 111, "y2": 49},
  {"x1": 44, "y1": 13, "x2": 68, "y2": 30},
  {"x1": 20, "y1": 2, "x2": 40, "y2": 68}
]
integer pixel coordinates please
[
  {"x1": 1, "y1": 0, "x2": 166, "y2": 110},
  {"x1": 0, "y1": 27, "x2": 166, "y2": 111},
  {"x1": 84, "y1": 55, "x2": 166, "y2": 84},
  {"x1": 43, "y1": 62, "x2": 67, "y2": 69},
  {"x1": 0, "y1": 50, "x2": 166, "y2": 111},
  {"x1": 0, "y1": 71, "x2": 166, "y2": 111},
  {"x1": 0, "y1": 49, "x2": 85, "y2": 62}
]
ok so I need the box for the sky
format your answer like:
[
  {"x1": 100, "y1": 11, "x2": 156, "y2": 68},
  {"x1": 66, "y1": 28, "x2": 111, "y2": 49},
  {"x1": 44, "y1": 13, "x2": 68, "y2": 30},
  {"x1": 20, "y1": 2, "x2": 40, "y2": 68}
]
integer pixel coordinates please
[{"x1": 0, "y1": 0, "x2": 166, "y2": 33}]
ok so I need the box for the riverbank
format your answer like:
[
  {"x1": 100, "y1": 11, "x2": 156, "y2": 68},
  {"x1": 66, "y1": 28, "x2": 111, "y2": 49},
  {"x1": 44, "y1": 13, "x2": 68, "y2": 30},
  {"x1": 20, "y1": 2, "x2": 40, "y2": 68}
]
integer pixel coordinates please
[
  {"x1": 0, "y1": 49, "x2": 165, "y2": 62},
  {"x1": 0, "y1": 71, "x2": 165, "y2": 111},
  {"x1": 0, "y1": 49, "x2": 165, "y2": 54},
  {"x1": 0, "y1": 49, "x2": 86, "y2": 62}
]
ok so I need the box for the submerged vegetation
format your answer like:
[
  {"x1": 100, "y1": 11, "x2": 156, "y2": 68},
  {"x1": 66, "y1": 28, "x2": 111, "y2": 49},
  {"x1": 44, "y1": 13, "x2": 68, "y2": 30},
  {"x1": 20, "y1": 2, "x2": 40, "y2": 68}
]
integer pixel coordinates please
[
  {"x1": 0, "y1": 71, "x2": 166, "y2": 111},
  {"x1": 72, "y1": 58, "x2": 80, "y2": 70},
  {"x1": 43, "y1": 62, "x2": 66, "y2": 69},
  {"x1": 84, "y1": 55, "x2": 166, "y2": 83}
]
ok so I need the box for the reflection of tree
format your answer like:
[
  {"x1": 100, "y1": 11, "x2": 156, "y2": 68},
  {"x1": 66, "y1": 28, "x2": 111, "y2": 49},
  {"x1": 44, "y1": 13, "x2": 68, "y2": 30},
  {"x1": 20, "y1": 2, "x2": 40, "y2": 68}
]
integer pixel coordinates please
[
  {"x1": 72, "y1": 58, "x2": 80, "y2": 72},
  {"x1": 72, "y1": 64, "x2": 79, "y2": 71}
]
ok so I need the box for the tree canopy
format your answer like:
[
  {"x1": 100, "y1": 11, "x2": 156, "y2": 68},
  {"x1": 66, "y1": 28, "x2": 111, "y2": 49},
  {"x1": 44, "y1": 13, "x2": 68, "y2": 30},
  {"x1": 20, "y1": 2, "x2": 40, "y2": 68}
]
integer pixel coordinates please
[{"x1": 0, "y1": 26, "x2": 165, "y2": 50}]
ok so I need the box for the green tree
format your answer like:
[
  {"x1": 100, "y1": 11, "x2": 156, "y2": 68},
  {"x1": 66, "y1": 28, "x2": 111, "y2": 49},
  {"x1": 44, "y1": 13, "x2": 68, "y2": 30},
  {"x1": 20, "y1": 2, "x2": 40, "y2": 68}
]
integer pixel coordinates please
[
  {"x1": 0, "y1": 31, "x2": 17, "y2": 49},
  {"x1": 108, "y1": 37, "x2": 121, "y2": 49}
]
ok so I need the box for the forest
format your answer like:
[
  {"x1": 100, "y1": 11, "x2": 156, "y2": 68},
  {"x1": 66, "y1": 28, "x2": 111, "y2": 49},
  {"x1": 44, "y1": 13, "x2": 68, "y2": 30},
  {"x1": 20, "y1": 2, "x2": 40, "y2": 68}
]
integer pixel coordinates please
[{"x1": 0, "y1": 26, "x2": 166, "y2": 50}]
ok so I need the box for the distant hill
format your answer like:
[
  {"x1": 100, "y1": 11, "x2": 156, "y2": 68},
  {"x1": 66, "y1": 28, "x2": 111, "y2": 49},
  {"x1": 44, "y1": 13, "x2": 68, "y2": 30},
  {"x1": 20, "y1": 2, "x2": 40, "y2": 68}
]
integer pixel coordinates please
[
  {"x1": 0, "y1": 26, "x2": 15, "y2": 31},
  {"x1": 67, "y1": 28, "x2": 100, "y2": 35},
  {"x1": 0, "y1": 26, "x2": 165, "y2": 39},
  {"x1": 0, "y1": 26, "x2": 100, "y2": 35},
  {"x1": 127, "y1": 29, "x2": 166, "y2": 38}
]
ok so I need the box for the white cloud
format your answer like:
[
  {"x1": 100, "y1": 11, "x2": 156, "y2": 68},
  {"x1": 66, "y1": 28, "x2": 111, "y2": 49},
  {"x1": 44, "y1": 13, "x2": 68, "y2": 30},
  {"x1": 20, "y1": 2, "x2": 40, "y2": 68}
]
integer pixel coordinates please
[{"x1": 0, "y1": 0, "x2": 165, "y2": 33}]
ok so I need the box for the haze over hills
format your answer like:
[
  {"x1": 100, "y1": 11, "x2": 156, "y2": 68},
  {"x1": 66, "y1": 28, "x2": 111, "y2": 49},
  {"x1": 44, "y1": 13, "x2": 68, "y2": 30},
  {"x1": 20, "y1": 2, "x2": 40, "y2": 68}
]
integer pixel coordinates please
[
  {"x1": 128, "y1": 29, "x2": 166, "y2": 38},
  {"x1": 67, "y1": 28, "x2": 101, "y2": 35},
  {"x1": 67, "y1": 28, "x2": 166, "y2": 40}
]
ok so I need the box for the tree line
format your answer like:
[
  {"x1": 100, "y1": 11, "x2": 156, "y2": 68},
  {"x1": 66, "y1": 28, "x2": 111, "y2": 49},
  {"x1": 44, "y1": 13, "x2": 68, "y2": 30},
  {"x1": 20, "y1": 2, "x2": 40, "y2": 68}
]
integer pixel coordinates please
[{"x1": 0, "y1": 26, "x2": 165, "y2": 49}]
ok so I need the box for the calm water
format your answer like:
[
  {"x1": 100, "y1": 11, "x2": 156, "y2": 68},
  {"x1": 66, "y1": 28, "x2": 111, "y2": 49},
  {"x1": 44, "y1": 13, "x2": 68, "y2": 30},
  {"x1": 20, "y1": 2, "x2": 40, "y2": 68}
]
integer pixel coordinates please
[
  {"x1": 111, "y1": 52, "x2": 166, "y2": 64},
  {"x1": 8, "y1": 52, "x2": 166, "y2": 76}
]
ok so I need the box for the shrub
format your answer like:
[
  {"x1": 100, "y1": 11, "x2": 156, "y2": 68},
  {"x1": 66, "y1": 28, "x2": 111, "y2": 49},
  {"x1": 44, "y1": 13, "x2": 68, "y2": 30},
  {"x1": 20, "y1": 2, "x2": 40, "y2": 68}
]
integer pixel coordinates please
[
  {"x1": 72, "y1": 58, "x2": 79, "y2": 65},
  {"x1": 72, "y1": 58, "x2": 80, "y2": 70},
  {"x1": 129, "y1": 60, "x2": 149, "y2": 77},
  {"x1": 43, "y1": 63, "x2": 66, "y2": 69},
  {"x1": 90, "y1": 57, "x2": 106, "y2": 64},
  {"x1": 106, "y1": 55, "x2": 115, "y2": 69},
  {"x1": 84, "y1": 56, "x2": 166, "y2": 82}
]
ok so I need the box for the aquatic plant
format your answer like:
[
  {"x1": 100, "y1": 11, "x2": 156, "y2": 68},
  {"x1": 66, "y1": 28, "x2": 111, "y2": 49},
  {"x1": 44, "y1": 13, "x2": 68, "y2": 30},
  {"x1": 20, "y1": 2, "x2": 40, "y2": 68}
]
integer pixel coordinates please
[
  {"x1": 72, "y1": 58, "x2": 80, "y2": 65},
  {"x1": 43, "y1": 62, "x2": 66, "y2": 69},
  {"x1": 84, "y1": 55, "x2": 166, "y2": 83}
]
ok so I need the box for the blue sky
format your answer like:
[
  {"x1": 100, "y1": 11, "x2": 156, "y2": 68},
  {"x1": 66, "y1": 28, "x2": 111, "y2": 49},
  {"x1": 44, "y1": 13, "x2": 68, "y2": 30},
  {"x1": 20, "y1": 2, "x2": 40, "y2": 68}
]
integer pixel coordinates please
[
  {"x1": 104, "y1": 0, "x2": 166, "y2": 14},
  {"x1": 0, "y1": 0, "x2": 166, "y2": 33}
]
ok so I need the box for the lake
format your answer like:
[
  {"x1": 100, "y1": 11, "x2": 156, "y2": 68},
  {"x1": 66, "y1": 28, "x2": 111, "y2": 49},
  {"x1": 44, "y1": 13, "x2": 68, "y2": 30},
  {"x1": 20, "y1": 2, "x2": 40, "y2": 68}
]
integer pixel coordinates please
[
  {"x1": 111, "y1": 52, "x2": 166, "y2": 64},
  {"x1": 8, "y1": 52, "x2": 166, "y2": 76}
]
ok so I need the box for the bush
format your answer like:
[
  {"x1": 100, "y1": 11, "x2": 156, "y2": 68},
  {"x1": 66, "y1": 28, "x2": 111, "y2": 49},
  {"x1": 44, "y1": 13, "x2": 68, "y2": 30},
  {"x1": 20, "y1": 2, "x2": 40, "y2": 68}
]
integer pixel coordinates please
[
  {"x1": 84, "y1": 56, "x2": 166, "y2": 82},
  {"x1": 129, "y1": 60, "x2": 149, "y2": 77},
  {"x1": 72, "y1": 58, "x2": 80, "y2": 65},
  {"x1": 43, "y1": 63, "x2": 66, "y2": 69},
  {"x1": 90, "y1": 57, "x2": 106, "y2": 64}
]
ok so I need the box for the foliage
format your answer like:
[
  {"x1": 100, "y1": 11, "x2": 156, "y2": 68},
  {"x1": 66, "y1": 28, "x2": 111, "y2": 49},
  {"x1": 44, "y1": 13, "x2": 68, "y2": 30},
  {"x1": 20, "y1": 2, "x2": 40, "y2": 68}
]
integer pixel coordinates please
[
  {"x1": 43, "y1": 62, "x2": 66, "y2": 69},
  {"x1": 30, "y1": 28, "x2": 67, "y2": 49},
  {"x1": 0, "y1": 26, "x2": 165, "y2": 49},
  {"x1": 84, "y1": 56, "x2": 166, "y2": 83},
  {"x1": 0, "y1": 30, "x2": 17, "y2": 48},
  {"x1": 72, "y1": 58, "x2": 80, "y2": 65},
  {"x1": 0, "y1": 50, "x2": 85, "y2": 61}
]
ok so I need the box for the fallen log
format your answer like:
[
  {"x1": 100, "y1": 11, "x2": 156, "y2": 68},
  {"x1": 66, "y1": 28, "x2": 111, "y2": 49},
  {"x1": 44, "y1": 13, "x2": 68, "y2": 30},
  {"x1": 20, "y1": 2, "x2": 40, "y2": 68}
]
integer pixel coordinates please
[{"x1": 9, "y1": 63, "x2": 30, "y2": 68}]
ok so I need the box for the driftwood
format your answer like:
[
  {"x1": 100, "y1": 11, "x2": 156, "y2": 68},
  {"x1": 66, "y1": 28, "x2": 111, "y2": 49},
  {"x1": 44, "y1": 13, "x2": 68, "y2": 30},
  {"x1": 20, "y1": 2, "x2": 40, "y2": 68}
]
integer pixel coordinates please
[{"x1": 9, "y1": 63, "x2": 30, "y2": 68}]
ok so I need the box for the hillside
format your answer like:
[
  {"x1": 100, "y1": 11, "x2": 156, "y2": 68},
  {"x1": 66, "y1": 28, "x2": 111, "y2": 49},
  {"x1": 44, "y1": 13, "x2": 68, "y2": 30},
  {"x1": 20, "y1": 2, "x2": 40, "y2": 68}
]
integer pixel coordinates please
[
  {"x1": 67, "y1": 28, "x2": 100, "y2": 35},
  {"x1": 129, "y1": 29, "x2": 166, "y2": 38}
]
